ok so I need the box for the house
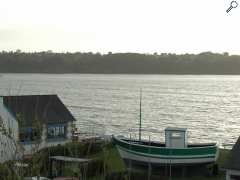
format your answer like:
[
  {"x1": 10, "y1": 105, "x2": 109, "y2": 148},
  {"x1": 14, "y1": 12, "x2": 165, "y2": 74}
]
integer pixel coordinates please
[
  {"x1": 0, "y1": 97, "x2": 20, "y2": 163},
  {"x1": 222, "y1": 137, "x2": 240, "y2": 180},
  {"x1": 0, "y1": 94, "x2": 76, "y2": 159}
]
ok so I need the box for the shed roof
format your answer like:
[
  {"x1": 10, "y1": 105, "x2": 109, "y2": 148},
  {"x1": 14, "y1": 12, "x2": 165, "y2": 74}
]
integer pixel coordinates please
[
  {"x1": 223, "y1": 136, "x2": 240, "y2": 171},
  {"x1": 50, "y1": 156, "x2": 91, "y2": 163},
  {"x1": 1, "y1": 95, "x2": 75, "y2": 127}
]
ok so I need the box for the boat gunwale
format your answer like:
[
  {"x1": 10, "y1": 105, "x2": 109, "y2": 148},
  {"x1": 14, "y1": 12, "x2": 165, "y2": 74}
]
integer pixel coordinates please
[
  {"x1": 113, "y1": 135, "x2": 218, "y2": 150},
  {"x1": 117, "y1": 145, "x2": 217, "y2": 159}
]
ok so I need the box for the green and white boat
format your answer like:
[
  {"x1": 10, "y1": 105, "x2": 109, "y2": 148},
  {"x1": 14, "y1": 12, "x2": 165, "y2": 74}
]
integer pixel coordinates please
[
  {"x1": 113, "y1": 90, "x2": 219, "y2": 166},
  {"x1": 113, "y1": 127, "x2": 219, "y2": 166}
]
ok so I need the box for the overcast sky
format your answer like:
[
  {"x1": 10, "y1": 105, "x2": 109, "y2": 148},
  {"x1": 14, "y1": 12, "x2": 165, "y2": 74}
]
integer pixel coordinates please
[{"x1": 0, "y1": 0, "x2": 239, "y2": 54}]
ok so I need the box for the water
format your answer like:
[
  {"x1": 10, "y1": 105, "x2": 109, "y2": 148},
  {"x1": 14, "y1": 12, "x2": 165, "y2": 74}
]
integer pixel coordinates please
[{"x1": 1, "y1": 74, "x2": 240, "y2": 146}]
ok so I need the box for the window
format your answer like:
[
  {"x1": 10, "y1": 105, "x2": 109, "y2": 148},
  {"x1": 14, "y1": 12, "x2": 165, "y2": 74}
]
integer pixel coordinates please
[
  {"x1": 47, "y1": 124, "x2": 66, "y2": 139},
  {"x1": 171, "y1": 132, "x2": 181, "y2": 138},
  {"x1": 19, "y1": 127, "x2": 40, "y2": 142}
]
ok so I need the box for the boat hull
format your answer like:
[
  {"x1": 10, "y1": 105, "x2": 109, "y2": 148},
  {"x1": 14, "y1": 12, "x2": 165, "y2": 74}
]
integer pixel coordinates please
[{"x1": 113, "y1": 136, "x2": 219, "y2": 166}]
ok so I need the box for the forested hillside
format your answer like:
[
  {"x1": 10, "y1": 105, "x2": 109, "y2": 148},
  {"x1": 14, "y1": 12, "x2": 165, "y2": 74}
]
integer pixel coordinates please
[{"x1": 0, "y1": 51, "x2": 239, "y2": 74}]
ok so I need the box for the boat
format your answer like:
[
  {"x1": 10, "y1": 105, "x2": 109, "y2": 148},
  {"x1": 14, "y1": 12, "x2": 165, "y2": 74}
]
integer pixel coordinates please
[
  {"x1": 113, "y1": 128, "x2": 219, "y2": 166},
  {"x1": 113, "y1": 90, "x2": 219, "y2": 166}
]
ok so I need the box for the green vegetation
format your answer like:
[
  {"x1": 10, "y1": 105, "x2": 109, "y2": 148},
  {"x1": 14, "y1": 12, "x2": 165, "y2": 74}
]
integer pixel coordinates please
[
  {"x1": 0, "y1": 161, "x2": 22, "y2": 180},
  {"x1": 90, "y1": 143, "x2": 126, "y2": 173},
  {"x1": 1, "y1": 51, "x2": 240, "y2": 74},
  {"x1": 0, "y1": 140, "x2": 231, "y2": 180}
]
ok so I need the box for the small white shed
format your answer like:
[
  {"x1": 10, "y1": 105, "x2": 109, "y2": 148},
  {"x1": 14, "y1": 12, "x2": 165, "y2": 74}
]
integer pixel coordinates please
[{"x1": 165, "y1": 127, "x2": 187, "y2": 148}]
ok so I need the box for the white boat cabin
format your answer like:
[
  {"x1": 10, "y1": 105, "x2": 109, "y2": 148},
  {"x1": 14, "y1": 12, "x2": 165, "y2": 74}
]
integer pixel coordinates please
[{"x1": 165, "y1": 127, "x2": 187, "y2": 148}]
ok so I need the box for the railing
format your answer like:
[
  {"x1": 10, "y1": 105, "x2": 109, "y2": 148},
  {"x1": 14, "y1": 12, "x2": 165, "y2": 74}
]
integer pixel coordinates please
[{"x1": 222, "y1": 143, "x2": 234, "y2": 149}]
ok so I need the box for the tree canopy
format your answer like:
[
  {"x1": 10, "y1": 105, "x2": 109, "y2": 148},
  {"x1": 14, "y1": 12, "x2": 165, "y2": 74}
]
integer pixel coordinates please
[{"x1": 0, "y1": 51, "x2": 240, "y2": 74}]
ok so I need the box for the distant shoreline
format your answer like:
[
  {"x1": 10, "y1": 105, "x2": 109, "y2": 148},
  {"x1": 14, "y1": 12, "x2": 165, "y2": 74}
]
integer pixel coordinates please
[
  {"x1": 1, "y1": 51, "x2": 240, "y2": 74},
  {"x1": 2, "y1": 73, "x2": 240, "y2": 75}
]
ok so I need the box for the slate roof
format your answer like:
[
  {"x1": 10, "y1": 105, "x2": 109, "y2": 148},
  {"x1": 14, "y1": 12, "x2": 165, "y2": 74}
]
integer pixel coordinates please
[
  {"x1": 223, "y1": 136, "x2": 240, "y2": 171},
  {"x1": 2, "y1": 95, "x2": 75, "y2": 127}
]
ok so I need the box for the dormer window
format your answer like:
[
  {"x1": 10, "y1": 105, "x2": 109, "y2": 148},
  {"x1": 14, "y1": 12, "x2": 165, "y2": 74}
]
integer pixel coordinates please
[{"x1": 47, "y1": 124, "x2": 66, "y2": 139}]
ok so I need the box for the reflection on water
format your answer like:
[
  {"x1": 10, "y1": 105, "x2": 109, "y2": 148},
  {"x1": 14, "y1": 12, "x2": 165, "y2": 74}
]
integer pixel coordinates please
[{"x1": 1, "y1": 74, "x2": 240, "y2": 146}]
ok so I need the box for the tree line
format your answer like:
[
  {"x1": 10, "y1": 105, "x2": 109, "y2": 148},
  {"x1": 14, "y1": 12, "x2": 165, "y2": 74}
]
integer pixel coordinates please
[{"x1": 0, "y1": 51, "x2": 240, "y2": 74}]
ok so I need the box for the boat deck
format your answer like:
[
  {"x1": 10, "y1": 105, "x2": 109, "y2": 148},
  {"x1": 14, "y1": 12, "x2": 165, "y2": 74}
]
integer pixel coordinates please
[{"x1": 124, "y1": 139, "x2": 216, "y2": 148}]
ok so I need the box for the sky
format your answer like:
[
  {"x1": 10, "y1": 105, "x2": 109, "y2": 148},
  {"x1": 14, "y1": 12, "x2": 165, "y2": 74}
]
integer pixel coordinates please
[{"x1": 0, "y1": 0, "x2": 239, "y2": 54}]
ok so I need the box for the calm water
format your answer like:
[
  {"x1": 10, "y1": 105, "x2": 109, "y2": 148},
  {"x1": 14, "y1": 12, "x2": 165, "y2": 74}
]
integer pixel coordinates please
[{"x1": 1, "y1": 74, "x2": 240, "y2": 146}]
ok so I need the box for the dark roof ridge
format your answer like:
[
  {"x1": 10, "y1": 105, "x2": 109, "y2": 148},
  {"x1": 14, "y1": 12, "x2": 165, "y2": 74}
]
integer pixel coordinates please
[
  {"x1": 1, "y1": 94, "x2": 57, "y2": 97},
  {"x1": 2, "y1": 94, "x2": 75, "y2": 126}
]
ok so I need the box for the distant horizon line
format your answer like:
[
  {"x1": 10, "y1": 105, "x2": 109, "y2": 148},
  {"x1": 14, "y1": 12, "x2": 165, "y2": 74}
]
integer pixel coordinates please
[{"x1": 0, "y1": 50, "x2": 239, "y2": 56}]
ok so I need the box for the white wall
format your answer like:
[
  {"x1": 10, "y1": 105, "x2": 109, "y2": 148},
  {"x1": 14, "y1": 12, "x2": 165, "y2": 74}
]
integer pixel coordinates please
[
  {"x1": 66, "y1": 121, "x2": 73, "y2": 139},
  {"x1": 0, "y1": 96, "x2": 74, "y2": 157},
  {"x1": 22, "y1": 122, "x2": 73, "y2": 155},
  {"x1": 0, "y1": 97, "x2": 22, "y2": 163}
]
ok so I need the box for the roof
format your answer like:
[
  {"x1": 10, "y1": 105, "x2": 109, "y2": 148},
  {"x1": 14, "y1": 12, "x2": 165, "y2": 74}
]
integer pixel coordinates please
[
  {"x1": 53, "y1": 177, "x2": 78, "y2": 180},
  {"x1": 223, "y1": 136, "x2": 240, "y2": 171},
  {"x1": 50, "y1": 156, "x2": 91, "y2": 163},
  {"x1": 2, "y1": 95, "x2": 75, "y2": 126},
  {"x1": 24, "y1": 177, "x2": 50, "y2": 180},
  {"x1": 165, "y1": 127, "x2": 187, "y2": 132}
]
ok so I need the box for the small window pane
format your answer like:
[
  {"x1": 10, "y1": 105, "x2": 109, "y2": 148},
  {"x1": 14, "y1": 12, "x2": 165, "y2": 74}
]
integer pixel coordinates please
[
  {"x1": 47, "y1": 125, "x2": 66, "y2": 139},
  {"x1": 171, "y1": 132, "x2": 181, "y2": 138}
]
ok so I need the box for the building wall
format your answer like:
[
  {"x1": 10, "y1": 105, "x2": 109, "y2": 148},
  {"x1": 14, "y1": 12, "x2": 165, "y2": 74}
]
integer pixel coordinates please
[
  {"x1": 66, "y1": 121, "x2": 73, "y2": 139},
  {"x1": 0, "y1": 97, "x2": 21, "y2": 163},
  {"x1": 0, "y1": 96, "x2": 74, "y2": 157},
  {"x1": 22, "y1": 121, "x2": 73, "y2": 155}
]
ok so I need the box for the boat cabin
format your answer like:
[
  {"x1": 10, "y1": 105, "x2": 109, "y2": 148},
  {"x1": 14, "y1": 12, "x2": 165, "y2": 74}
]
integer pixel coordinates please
[{"x1": 165, "y1": 127, "x2": 187, "y2": 148}]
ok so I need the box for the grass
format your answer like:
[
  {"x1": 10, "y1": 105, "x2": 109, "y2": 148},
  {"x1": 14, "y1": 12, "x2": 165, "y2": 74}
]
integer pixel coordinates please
[
  {"x1": 90, "y1": 144, "x2": 126, "y2": 173},
  {"x1": 104, "y1": 146, "x2": 126, "y2": 172},
  {"x1": 3, "y1": 141, "x2": 228, "y2": 180},
  {"x1": 217, "y1": 148, "x2": 230, "y2": 166}
]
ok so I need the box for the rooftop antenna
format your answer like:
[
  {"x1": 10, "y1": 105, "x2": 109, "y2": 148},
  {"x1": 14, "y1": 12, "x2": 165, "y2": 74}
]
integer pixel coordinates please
[{"x1": 139, "y1": 88, "x2": 142, "y2": 141}]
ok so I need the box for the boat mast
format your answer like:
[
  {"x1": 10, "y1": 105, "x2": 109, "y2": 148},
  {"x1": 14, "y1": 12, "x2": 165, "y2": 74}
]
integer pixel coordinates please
[{"x1": 139, "y1": 88, "x2": 142, "y2": 141}]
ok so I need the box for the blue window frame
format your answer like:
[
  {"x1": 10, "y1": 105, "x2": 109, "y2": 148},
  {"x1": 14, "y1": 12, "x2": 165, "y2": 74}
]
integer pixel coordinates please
[
  {"x1": 19, "y1": 127, "x2": 40, "y2": 143},
  {"x1": 47, "y1": 123, "x2": 66, "y2": 139}
]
